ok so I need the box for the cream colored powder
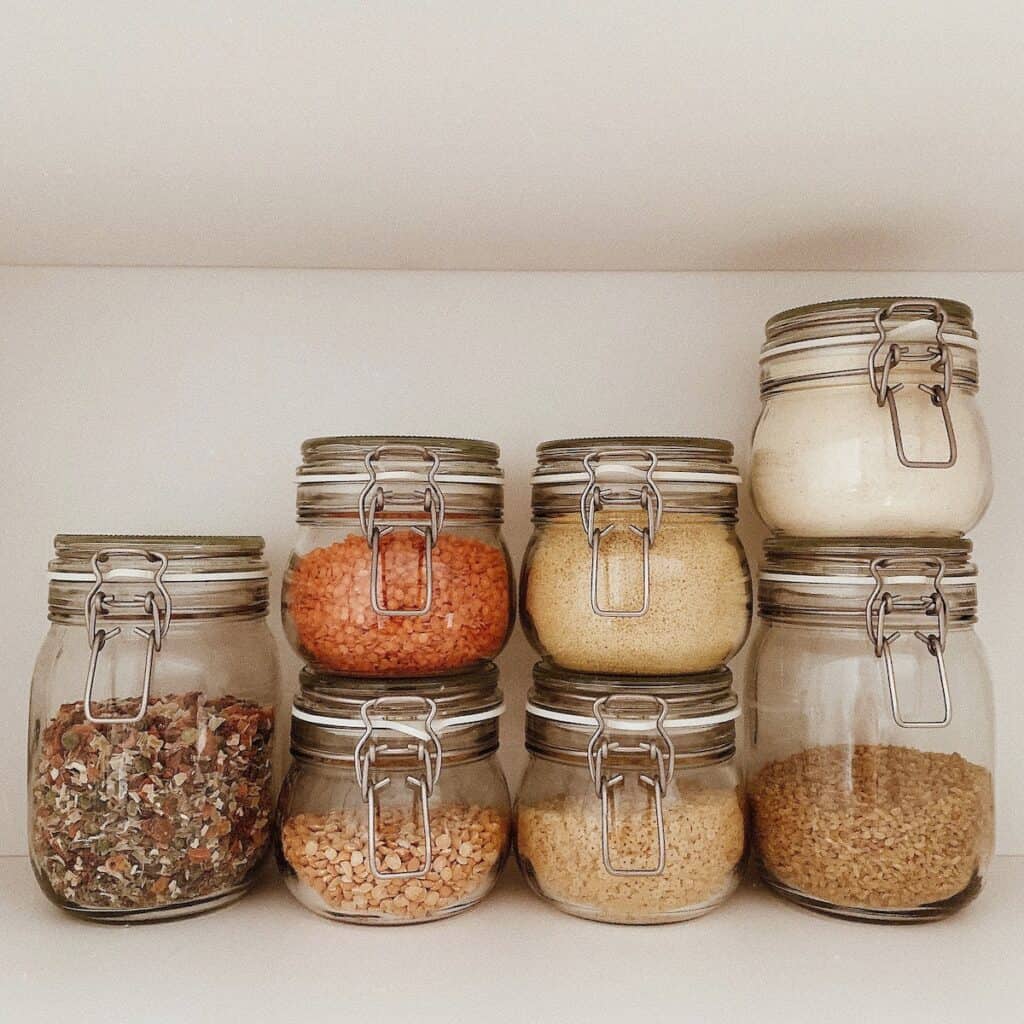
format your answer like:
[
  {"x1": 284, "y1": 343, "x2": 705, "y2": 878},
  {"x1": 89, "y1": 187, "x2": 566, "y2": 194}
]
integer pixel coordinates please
[
  {"x1": 523, "y1": 513, "x2": 750, "y2": 674},
  {"x1": 516, "y1": 786, "x2": 745, "y2": 923}
]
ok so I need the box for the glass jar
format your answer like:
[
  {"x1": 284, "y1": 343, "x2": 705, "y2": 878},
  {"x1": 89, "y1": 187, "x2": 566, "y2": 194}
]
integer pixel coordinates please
[
  {"x1": 746, "y1": 538, "x2": 995, "y2": 922},
  {"x1": 515, "y1": 663, "x2": 746, "y2": 924},
  {"x1": 28, "y1": 536, "x2": 280, "y2": 923},
  {"x1": 751, "y1": 297, "x2": 993, "y2": 537},
  {"x1": 520, "y1": 438, "x2": 751, "y2": 675},
  {"x1": 276, "y1": 665, "x2": 511, "y2": 924},
  {"x1": 283, "y1": 436, "x2": 514, "y2": 677}
]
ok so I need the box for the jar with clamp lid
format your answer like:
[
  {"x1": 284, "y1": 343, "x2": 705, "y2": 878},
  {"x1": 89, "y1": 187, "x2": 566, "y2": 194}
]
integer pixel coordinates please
[
  {"x1": 520, "y1": 437, "x2": 751, "y2": 675},
  {"x1": 746, "y1": 538, "x2": 994, "y2": 922},
  {"x1": 276, "y1": 665, "x2": 511, "y2": 924},
  {"x1": 28, "y1": 536, "x2": 280, "y2": 922},
  {"x1": 752, "y1": 297, "x2": 993, "y2": 536},
  {"x1": 283, "y1": 436, "x2": 514, "y2": 677},
  {"x1": 515, "y1": 663, "x2": 746, "y2": 924}
]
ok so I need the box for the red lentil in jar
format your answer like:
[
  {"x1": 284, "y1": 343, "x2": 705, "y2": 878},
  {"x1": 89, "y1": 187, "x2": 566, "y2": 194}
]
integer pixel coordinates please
[{"x1": 283, "y1": 436, "x2": 514, "y2": 677}]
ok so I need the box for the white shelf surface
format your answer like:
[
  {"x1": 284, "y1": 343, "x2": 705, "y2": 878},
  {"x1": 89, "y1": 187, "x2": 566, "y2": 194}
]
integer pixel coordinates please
[
  {"x1": 3, "y1": 3, "x2": 1024, "y2": 271},
  {"x1": 3, "y1": 856, "x2": 1022, "y2": 1023}
]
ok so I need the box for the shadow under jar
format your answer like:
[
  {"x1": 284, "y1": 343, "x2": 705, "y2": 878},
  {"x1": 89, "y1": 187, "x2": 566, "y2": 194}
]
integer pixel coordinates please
[
  {"x1": 520, "y1": 437, "x2": 751, "y2": 675},
  {"x1": 746, "y1": 538, "x2": 994, "y2": 923},
  {"x1": 28, "y1": 536, "x2": 280, "y2": 923},
  {"x1": 276, "y1": 665, "x2": 511, "y2": 924},
  {"x1": 283, "y1": 436, "x2": 514, "y2": 677},
  {"x1": 751, "y1": 297, "x2": 992, "y2": 537},
  {"x1": 516, "y1": 663, "x2": 746, "y2": 924}
]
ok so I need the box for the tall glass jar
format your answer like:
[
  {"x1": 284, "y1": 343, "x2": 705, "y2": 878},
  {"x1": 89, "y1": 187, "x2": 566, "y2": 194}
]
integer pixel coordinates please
[
  {"x1": 516, "y1": 664, "x2": 746, "y2": 924},
  {"x1": 28, "y1": 536, "x2": 280, "y2": 923},
  {"x1": 520, "y1": 438, "x2": 751, "y2": 675},
  {"x1": 283, "y1": 436, "x2": 514, "y2": 677},
  {"x1": 276, "y1": 666, "x2": 511, "y2": 924},
  {"x1": 746, "y1": 538, "x2": 995, "y2": 922},
  {"x1": 751, "y1": 297, "x2": 992, "y2": 536}
]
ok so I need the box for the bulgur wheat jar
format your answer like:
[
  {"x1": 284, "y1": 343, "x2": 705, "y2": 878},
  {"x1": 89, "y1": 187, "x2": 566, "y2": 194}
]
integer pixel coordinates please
[
  {"x1": 515, "y1": 663, "x2": 746, "y2": 924},
  {"x1": 283, "y1": 436, "x2": 514, "y2": 677},
  {"x1": 28, "y1": 536, "x2": 280, "y2": 922},
  {"x1": 276, "y1": 665, "x2": 511, "y2": 924},
  {"x1": 751, "y1": 297, "x2": 992, "y2": 537},
  {"x1": 520, "y1": 437, "x2": 751, "y2": 675},
  {"x1": 746, "y1": 538, "x2": 994, "y2": 923}
]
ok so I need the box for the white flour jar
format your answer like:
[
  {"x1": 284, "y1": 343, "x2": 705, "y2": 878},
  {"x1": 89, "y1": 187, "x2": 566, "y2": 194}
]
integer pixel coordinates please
[{"x1": 751, "y1": 298, "x2": 992, "y2": 536}]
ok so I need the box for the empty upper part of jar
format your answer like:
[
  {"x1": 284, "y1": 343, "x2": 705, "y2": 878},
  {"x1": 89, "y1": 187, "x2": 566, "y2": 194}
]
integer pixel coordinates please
[
  {"x1": 521, "y1": 437, "x2": 751, "y2": 675},
  {"x1": 752, "y1": 297, "x2": 992, "y2": 536},
  {"x1": 516, "y1": 663, "x2": 745, "y2": 924},
  {"x1": 30, "y1": 535, "x2": 280, "y2": 922},
  {"x1": 277, "y1": 664, "x2": 511, "y2": 924},
  {"x1": 284, "y1": 436, "x2": 514, "y2": 677}
]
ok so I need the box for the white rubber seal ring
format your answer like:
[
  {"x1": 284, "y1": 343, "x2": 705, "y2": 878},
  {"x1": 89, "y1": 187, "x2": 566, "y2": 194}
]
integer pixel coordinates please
[
  {"x1": 759, "y1": 572, "x2": 977, "y2": 587},
  {"x1": 291, "y1": 701, "x2": 505, "y2": 741},
  {"x1": 760, "y1": 331, "x2": 977, "y2": 362},
  {"x1": 49, "y1": 569, "x2": 270, "y2": 583},
  {"x1": 525, "y1": 702, "x2": 740, "y2": 731},
  {"x1": 534, "y1": 470, "x2": 741, "y2": 485},
  {"x1": 297, "y1": 472, "x2": 500, "y2": 485}
]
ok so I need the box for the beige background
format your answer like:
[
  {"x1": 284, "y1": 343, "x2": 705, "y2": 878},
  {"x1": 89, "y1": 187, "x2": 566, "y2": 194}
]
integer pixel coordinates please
[{"x1": 1, "y1": 266, "x2": 1020, "y2": 856}]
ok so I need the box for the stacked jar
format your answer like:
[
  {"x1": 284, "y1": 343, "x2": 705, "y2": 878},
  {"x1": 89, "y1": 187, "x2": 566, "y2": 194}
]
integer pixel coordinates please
[
  {"x1": 747, "y1": 298, "x2": 996, "y2": 922},
  {"x1": 515, "y1": 438, "x2": 753, "y2": 923},
  {"x1": 275, "y1": 437, "x2": 515, "y2": 924}
]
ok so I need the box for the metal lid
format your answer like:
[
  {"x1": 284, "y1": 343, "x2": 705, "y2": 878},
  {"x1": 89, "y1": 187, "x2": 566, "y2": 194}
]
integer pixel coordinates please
[
  {"x1": 764, "y1": 296, "x2": 976, "y2": 353},
  {"x1": 298, "y1": 435, "x2": 503, "y2": 481},
  {"x1": 49, "y1": 534, "x2": 269, "y2": 580},
  {"x1": 534, "y1": 436, "x2": 738, "y2": 482}
]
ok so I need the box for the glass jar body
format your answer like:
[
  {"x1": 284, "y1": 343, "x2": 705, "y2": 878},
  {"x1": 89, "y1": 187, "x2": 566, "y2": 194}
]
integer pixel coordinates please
[
  {"x1": 283, "y1": 522, "x2": 514, "y2": 677},
  {"x1": 751, "y1": 378, "x2": 992, "y2": 536},
  {"x1": 28, "y1": 616, "x2": 280, "y2": 923},
  {"x1": 520, "y1": 513, "x2": 750, "y2": 674},
  {"x1": 745, "y1": 620, "x2": 995, "y2": 922},
  {"x1": 515, "y1": 755, "x2": 745, "y2": 924},
  {"x1": 276, "y1": 753, "x2": 511, "y2": 924}
]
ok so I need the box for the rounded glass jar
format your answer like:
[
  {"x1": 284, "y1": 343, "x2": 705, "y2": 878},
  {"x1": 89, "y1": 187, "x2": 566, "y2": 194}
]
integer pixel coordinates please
[
  {"x1": 276, "y1": 666, "x2": 511, "y2": 924},
  {"x1": 283, "y1": 436, "x2": 514, "y2": 677},
  {"x1": 515, "y1": 664, "x2": 746, "y2": 924},
  {"x1": 746, "y1": 538, "x2": 995, "y2": 923},
  {"x1": 751, "y1": 297, "x2": 992, "y2": 537},
  {"x1": 520, "y1": 438, "x2": 751, "y2": 675},
  {"x1": 28, "y1": 535, "x2": 280, "y2": 923}
]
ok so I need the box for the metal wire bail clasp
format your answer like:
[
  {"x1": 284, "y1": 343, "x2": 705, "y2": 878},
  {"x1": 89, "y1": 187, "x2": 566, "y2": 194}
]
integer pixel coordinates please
[
  {"x1": 579, "y1": 448, "x2": 663, "y2": 618},
  {"x1": 353, "y1": 696, "x2": 443, "y2": 880},
  {"x1": 865, "y1": 556, "x2": 951, "y2": 729},
  {"x1": 83, "y1": 548, "x2": 172, "y2": 725},
  {"x1": 868, "y1": 300, "x2": 958, "y2": 469},
  {"x1": 358, "y1": 444, "x2": 446, "y2": 617},
  {"x1": 586, "y1": 695, "x2": 675, "y2": 877}
]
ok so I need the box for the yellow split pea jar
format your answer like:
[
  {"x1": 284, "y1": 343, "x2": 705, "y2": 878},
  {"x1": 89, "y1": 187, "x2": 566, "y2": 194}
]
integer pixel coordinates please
[
  {"x1": 276, "y1": 666, "x2": 511, "y2": 924},
  {"x1": 516, "y1": 664, "x2": 746, "y2": 924},
  {"x1": 520, "y1": 438, "x2": 751, "y2": 675}
]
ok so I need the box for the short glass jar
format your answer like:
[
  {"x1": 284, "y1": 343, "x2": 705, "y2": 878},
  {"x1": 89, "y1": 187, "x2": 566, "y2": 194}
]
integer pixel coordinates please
[
  {"x1": 520, "y1": 438, "x2": 751, "y2": 675},
  {"x1": 28, "y1": 536, "x2": 280, "y2": 923},
  {"x1": 515, "y1": 664, "x2": 746, "y2": 924},
  {"x1": 276, "y1": 666, "x2": 511, "y2": 924},
  {"x1": 746, "y1": 538, "x2": 995, "y2": 922},
  {"x1": 751, "y1": 297, "x2": 992, "y2": 537},
  {"x1": 283, "y1": 436, "x2": 514, "y2": 677}
]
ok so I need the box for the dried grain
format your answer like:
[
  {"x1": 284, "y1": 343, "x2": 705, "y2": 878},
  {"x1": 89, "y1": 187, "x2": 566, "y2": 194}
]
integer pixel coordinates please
[
  {"x1": 523, "y1": 513, "x2": 749, "y2": 674},
  {"x1": 750, "y1": 744, "x2": 994, "y2": 909},
  {"x1": 286, "y1": 532, "x2": 510, "y2": 675},
  {"x1": 516, "y1": 786, "x2": 745, "y2": 922},
  {"x1": 280, "y1": 804, "x2": 509, "y2": 921}
]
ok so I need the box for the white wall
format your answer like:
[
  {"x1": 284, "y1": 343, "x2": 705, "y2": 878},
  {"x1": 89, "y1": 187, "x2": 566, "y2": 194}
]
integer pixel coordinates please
[{"x1": 2, "y1": 267, "x2": 1020, "y2": 855}]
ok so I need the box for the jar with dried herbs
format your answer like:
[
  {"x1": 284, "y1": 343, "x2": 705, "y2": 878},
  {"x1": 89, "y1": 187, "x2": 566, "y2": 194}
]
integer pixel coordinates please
[
  {"x1": 515, "y1": 664, "x2": 746, "y2": 924},
  {"x1": 746, "y1": 538, "x2": 995, "y2": 921},
  {"x1": 29, "y1": 536, "x2": 280, "y2": 922},
  {"x1": 276, "y1": 666, "x2": 511, "y2": 924},
  {"x1": 283, "y1": 437, "x2": 514, "y2": 677},
  {"x1": 521, "y1": 438, "x2": 751, "y2": 675}
]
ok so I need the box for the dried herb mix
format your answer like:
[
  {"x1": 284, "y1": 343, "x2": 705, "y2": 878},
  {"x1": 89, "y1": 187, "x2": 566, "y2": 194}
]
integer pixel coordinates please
[{"x1": 32, "y1": 691, "x2": 274, "y2": 912}]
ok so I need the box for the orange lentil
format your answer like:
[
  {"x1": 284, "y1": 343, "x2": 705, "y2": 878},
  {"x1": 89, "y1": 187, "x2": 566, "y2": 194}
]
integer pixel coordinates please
[{"x1": 285, "y1": 531, "x2": 511, "y2": 676}]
